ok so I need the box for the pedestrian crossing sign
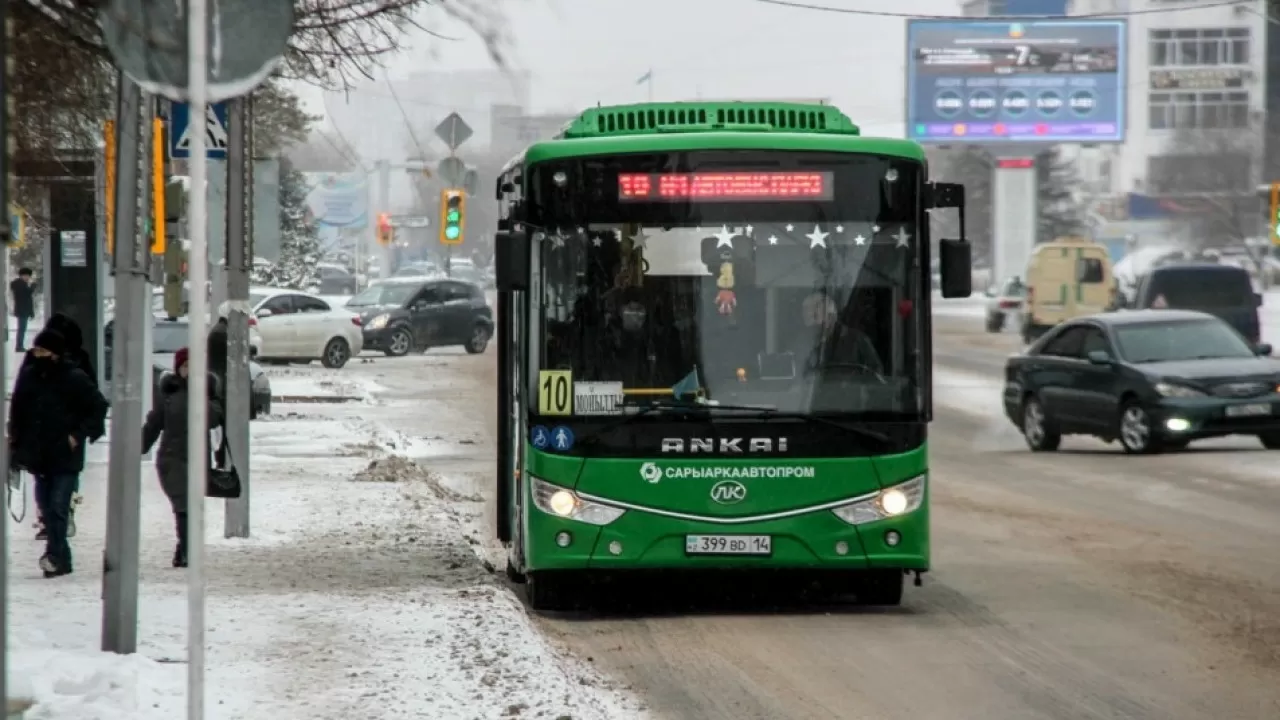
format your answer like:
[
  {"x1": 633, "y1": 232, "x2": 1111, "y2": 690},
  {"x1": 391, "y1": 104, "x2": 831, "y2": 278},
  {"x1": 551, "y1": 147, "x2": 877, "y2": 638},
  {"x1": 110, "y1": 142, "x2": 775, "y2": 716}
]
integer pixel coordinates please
[{"x1": 170, "y1": 102, "x2": 229, "y2": 159}]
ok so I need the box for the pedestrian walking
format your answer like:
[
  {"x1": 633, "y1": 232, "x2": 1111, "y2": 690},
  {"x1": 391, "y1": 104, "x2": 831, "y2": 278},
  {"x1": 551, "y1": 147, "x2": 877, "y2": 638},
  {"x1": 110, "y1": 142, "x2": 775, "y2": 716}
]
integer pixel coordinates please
[
  {"x1": 7, "y1": 329, "x2": 109, "y2": 578},
  {"x1": 26, "y1": 312, "x2": 99, "y2": 540},
  {"x1": 207, "y1": 316, "x2": 230, "y2": 467},
  {"x1": 9, "y1": 267, "x2": 35, "y2": 352},
  {"x1": 142, "y1": 347, "x2": 224, "y2": 568}
]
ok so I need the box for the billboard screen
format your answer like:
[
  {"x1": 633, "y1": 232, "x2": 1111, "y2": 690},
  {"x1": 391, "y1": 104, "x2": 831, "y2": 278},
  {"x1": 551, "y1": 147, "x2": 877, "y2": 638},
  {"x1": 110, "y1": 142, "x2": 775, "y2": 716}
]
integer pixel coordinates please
[{"x1": 905, "y1": 19, "x2": 1126, "y2": 143}]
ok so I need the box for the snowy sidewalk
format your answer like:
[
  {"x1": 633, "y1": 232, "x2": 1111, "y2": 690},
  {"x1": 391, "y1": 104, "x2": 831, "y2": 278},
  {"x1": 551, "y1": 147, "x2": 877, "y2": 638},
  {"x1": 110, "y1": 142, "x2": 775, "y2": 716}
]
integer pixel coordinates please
[{"x1": 7, "y1": 367, "x2": 647, "y2": 719}]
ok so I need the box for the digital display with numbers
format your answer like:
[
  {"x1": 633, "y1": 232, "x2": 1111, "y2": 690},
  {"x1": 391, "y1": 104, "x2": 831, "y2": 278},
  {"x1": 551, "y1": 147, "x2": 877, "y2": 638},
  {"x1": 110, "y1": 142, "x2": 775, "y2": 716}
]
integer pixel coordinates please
[
  {"x1": 905, "y1": 18, "x2": 1125, "y2": 143},
  {"x1": 617, "y1": 172, "x2": 833, "y2": 202}
]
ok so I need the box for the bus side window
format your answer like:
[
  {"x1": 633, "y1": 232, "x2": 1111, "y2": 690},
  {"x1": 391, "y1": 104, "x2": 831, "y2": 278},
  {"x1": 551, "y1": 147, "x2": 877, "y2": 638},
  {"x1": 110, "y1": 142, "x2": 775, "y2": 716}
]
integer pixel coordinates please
[{"x1": 1077, "y1": 257, "x2": 1104, "y2": 284}]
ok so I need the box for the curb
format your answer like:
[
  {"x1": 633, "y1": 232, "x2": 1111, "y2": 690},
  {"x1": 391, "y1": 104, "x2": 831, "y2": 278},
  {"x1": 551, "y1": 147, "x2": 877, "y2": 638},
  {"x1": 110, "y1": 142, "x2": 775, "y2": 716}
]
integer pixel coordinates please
[{"x1": 271, "y1": 395, "x2": 363, "y2": 404}]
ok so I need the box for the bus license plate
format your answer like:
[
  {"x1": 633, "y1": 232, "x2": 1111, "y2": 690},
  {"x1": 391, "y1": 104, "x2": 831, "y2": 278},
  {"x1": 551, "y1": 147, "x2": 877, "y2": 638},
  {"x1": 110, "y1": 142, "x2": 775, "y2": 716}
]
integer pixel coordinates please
[
  {"x1": 1226, "y1": 403, "x2": 1271, "y2": 417},
  {"x1": 685, "y1": 535, "x2": 771, "y2": 555}
]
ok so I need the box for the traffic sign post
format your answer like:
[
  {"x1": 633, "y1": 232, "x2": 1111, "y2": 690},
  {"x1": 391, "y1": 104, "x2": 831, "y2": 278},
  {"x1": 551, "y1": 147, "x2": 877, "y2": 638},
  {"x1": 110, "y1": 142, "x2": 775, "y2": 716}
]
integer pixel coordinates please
[
  {"x1": 436, "y1": 156, "x2": 466, "y2": 187},
  {"x1": 170, "y1": 101, "x2": 229, "y2": 158},
  {"x1": 434, "y1": 112, "x2": 473, "y2": 151}
]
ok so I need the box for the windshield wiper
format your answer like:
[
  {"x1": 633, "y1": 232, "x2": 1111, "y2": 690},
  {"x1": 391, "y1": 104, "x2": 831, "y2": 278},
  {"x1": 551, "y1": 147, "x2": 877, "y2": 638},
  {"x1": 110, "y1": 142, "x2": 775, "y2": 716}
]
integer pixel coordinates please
[
  {"x1": 575, "y1": 399, "x2": 888, "y2": 446},
  {"x1": 574, "y1": 397, "x2": 708, "y2": 447}
]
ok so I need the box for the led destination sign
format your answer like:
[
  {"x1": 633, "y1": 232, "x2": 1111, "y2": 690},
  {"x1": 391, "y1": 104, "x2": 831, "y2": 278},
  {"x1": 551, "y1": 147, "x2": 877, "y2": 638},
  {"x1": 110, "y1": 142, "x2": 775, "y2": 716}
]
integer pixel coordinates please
[{"x1": 617, "y1": 172, "x2": 833, "y2": 202}]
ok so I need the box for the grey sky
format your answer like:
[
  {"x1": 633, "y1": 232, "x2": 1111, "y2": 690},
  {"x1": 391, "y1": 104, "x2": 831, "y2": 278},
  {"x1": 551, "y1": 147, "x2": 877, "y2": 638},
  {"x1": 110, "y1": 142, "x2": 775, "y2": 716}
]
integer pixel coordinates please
[{"x1": 298, "y1": 0, "x2": 961, "y2": 140}]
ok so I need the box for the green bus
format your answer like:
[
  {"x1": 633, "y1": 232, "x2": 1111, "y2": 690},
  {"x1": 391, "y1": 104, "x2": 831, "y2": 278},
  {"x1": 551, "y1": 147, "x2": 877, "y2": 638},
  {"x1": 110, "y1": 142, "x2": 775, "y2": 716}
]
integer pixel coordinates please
[{"x1": 492, "y1": 101, "x2": 971, "y2": 611}]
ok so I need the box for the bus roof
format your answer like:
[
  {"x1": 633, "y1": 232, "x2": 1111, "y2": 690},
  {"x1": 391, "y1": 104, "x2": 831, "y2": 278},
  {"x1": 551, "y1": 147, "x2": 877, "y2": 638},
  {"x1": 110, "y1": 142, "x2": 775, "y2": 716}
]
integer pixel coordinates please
[{"x1": 514, "y1": 101, "x2": 925, "y2": 166}]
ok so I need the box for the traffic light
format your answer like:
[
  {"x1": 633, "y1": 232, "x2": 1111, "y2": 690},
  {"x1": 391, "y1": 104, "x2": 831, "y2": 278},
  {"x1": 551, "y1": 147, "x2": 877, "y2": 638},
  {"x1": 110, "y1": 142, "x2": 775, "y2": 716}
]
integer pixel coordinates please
[
  {"x1": 1270, "y1": 183, "x2": 1280, "y2": 246},
  {"x1": 439, "y1": 189, "x2": 465, "y2": 245},
  {"x1": 163, "y1": 239, "x2": 186, "y2": 319},
  {"x1": 151, "y1": 116, "x2": 166, "y2": 253},
  {"x1": 376, "y1": 213, "x2": 395, "y2": 246}
]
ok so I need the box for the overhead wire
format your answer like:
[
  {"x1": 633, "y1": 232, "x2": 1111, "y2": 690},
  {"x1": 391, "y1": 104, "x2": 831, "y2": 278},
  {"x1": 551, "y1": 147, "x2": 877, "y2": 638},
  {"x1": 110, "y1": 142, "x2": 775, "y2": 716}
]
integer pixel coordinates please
[
  {"x1": 383, "y1": 70, "x2": 434, "y2": 162},
  {"x1": 748, "y1": 0, "x2": 1254, "y2": 19}
]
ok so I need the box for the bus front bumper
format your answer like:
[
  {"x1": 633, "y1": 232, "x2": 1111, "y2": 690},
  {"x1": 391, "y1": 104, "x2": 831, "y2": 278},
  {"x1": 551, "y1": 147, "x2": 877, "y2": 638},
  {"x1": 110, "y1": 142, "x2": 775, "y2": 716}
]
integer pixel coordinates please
[{"x1": 525, "y1": 482, "x2": 929, "y2": 572}]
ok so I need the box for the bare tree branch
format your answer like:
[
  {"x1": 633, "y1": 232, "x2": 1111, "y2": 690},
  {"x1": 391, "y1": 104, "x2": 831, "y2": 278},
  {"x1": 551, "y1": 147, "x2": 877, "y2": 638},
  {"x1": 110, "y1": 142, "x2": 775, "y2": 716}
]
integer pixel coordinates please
[{"x1": 19, "y1": 0, "x2": 511, "y2": 91}]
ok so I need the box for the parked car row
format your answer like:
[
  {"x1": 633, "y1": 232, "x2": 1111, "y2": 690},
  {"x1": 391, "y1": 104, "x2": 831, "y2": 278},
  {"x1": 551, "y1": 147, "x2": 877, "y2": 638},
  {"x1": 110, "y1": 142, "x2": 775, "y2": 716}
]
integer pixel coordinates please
[
  {"x1": 986, "y1": 240, "x2": 1262, "y2": 351},
  {"x1": 104, "y1": 316, "x2": 272, "y2": 418}
]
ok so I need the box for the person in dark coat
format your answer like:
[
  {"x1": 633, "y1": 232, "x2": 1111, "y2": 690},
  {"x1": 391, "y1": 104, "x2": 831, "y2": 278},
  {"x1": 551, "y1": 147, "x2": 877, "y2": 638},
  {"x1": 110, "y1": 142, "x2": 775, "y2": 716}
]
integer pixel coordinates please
[
  {"x1": 9, "y1": 268, "x2": 35, "y2": 352},
  {"x1": 207, "y1": 317, "x2": 229, "y2": 466},
  {"x1": 142, "y1": 347, "x2": 224, "y2": 568},
  {"x1": 26, "y1": 312, "x2": 99, "y2": 540},
  {"x1": 8, "y1": 329, "x2": 109, "y2": 577},
  {"x1": 22, "y1": 313, "x2": 97, "y2": 386}
]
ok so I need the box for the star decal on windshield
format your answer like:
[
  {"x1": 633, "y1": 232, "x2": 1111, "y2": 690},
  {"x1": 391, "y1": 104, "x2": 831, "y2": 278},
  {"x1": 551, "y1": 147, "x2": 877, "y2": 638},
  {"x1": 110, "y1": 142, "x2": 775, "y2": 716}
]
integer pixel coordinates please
[
  {"x1": 894, "y1": 227, "x2": 911, "y2": 248},
  {"x1": 806, "y1": 225, "x2": 829, "y2": 249},
  {"x1": 630, "y1": 228, "x2": 649, "y2": 250},
  {"x1": 713, "y1": 226, "x2": 735, "y2": 249}
]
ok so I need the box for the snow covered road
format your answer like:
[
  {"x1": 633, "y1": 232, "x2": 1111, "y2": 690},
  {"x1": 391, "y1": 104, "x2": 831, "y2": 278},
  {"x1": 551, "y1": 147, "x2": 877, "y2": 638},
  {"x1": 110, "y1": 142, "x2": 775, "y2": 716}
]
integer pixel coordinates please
[{"x1": 7, "y1": 353, "x2": 648, "y2": 719}]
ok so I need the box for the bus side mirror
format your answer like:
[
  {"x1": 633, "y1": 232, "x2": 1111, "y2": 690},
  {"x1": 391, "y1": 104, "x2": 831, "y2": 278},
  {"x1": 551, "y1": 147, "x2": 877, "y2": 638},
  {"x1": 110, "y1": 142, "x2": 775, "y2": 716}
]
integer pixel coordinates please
[
  {"x1": 939, "y1": 238, "x2": 972, "y2": 298},
  {"x1": 495, "y1": 229, "x2": 528, "y2": 291}
]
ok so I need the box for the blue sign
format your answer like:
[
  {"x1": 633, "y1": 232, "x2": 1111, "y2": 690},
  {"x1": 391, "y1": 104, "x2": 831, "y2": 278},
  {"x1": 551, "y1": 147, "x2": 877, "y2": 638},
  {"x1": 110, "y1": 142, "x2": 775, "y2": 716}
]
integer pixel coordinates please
[
  {"x1": 530, "y1": 425, "x2": 550, "y2": 450},
  {"x1": 905, "y1": 19, "x2": 1125, "y2": 144},
  {"x1": 169, "y1": 102, "x2": 230, "y2": 159},
  {"x1": 550, "y1": 425, "x2": 575, "y2": 452}
]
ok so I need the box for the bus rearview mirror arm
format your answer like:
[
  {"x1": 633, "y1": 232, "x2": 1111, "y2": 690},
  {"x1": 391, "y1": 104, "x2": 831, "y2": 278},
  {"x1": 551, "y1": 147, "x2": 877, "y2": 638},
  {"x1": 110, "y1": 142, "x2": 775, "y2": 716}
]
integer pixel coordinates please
[
  {"x1": 930, "y1": 182, "x2": 972, "y2": 299},
  {"x1": 495, "y1": 229, "x2": 529, "y2": 291}
]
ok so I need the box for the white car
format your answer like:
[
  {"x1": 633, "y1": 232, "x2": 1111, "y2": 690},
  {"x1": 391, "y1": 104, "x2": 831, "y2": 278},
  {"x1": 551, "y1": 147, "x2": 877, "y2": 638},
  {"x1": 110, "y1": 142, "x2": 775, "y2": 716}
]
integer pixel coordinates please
[{"x1": 248, "y1": 287, "x2": 364, "y2": 368}]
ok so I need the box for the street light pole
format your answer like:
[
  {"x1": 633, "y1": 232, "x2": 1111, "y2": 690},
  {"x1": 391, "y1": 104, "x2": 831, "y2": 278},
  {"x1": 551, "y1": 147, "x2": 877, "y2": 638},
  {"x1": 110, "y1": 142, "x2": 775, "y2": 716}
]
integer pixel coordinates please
[{"x1": 185, "y1": 0, "x2": 211, "y2": 715}]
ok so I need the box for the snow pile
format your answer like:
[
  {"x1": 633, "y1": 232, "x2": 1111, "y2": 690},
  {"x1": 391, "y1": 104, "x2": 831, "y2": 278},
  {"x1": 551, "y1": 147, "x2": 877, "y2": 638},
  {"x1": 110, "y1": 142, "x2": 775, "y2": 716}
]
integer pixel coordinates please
[
  {"x1": 267, "y1": 371, "x2": 386, "y2": 401},
  {"x1": 353, "y1": 454, "x2": 423, "y2": 483},
  {"x1": 5, "y1": 636, "x2": 182, "y2": 719},
  {"x1": 352, "y1": 455, "x2": 483, "y2": 505}
]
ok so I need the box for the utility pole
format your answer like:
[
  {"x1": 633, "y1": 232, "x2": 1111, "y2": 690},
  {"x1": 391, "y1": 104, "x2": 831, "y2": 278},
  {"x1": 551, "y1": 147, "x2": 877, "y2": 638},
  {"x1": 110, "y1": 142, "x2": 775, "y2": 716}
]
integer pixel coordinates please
[
  {"x1": 376, "y1": 159, "x2": 391, "y2": 278},
  {"x1": 223, "y1": 96, "x2": 252, "y2": 538},
  {"x1": 0, "y1": 0, "x2": 13, "y2": 705},
  {"x1": 185, "y1": 0, "x2": 213, "y2": 714},
  {"x1": 101, "y1": 74, "x2": 149, "y2": 655}
]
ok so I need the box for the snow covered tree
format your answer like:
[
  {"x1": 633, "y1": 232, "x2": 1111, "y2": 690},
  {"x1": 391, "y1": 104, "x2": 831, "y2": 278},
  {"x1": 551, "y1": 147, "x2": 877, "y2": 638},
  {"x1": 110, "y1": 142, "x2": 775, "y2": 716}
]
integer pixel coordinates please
[
  {"x1": 253, "y1": 159, "x2": 321, "y2": 289},
  {"x1": 1036, "y1": 146, "x2": 1085, "y2": 244}
]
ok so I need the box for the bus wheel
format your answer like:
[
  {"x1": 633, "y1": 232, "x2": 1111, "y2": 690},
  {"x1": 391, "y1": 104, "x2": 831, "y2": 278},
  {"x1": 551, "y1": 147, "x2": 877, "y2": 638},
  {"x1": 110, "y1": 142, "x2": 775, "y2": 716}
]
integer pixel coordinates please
[
  {"x1": 855, "y1": 570, "x2": 904, "y2": 606},
  {"x1": 526, "y1": 570, "x2": 575, "y2": 611}
]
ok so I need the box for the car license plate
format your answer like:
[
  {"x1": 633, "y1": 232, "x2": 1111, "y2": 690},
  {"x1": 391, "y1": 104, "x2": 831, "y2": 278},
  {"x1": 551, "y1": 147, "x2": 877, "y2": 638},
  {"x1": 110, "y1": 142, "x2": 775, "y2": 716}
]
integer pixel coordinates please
[
  {"x1": 1226, "y1": 403, "x2": 1271, "y2": 417},
  {"x1": 685, "y1": 535, "x2": 771, "y2": 555}
]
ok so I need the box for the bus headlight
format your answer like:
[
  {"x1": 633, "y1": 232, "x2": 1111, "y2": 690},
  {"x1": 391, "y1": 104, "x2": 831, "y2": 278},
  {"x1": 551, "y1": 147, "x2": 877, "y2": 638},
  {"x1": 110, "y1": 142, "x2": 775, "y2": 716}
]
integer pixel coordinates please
[
  {"x1": 831, "y1": 475, "x2": 926, "y2": 526},
  {"x1": 531, "y1": 477, "x2": 626, "y2": 526}
]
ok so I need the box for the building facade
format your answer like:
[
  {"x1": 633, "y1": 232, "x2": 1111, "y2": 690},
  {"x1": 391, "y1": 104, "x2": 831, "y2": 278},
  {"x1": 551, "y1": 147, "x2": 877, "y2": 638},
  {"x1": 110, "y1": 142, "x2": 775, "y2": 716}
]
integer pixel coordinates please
[{"x1": 1070, "y1": 0, "x2": 1268, "y2": 202}]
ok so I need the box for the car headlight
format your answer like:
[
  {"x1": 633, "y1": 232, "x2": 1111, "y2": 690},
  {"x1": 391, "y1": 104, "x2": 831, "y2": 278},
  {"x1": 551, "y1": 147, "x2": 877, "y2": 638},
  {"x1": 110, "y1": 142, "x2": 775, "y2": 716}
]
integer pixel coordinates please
[
  {"x1": 1155, "y1": 381, "x2": 1205, "y2": 398},
  {"x1": 531, "y1": 477, "x2": 625, "y2": 526},
  {"x1": 366, "y1": 314, "x2": 389, "y2": 330},
  {"x1": 831, "y1": 475, "x2": 926, "y2": 526}
]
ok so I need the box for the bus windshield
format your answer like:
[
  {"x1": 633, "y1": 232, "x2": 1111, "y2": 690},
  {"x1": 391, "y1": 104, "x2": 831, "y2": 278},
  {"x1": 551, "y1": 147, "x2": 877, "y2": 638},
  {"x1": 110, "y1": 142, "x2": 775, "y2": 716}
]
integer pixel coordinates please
[{"x1": 529, "y1": 151, "x2": 925, "y2": 419}]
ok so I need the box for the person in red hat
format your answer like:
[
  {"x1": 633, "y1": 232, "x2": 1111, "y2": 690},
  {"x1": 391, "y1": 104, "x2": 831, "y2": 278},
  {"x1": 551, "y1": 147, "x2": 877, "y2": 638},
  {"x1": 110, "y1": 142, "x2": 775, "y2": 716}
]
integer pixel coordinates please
[{"x1": 142, "y1": 346, "x2": 224, "y2": 567}]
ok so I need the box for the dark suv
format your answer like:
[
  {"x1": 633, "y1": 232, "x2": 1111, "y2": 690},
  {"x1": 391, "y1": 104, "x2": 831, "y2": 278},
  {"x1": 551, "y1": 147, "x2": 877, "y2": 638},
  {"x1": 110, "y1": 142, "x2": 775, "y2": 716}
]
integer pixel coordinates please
[
  {"x1": 347, "y1": 278, "x2": 493, "y2": 356},
  {"x1": 1132, "y1": 263, "x2": 1263, "y2": 345},
  {"x1": 316, "y1": 264, "x2": 357, "y2": 295}
]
